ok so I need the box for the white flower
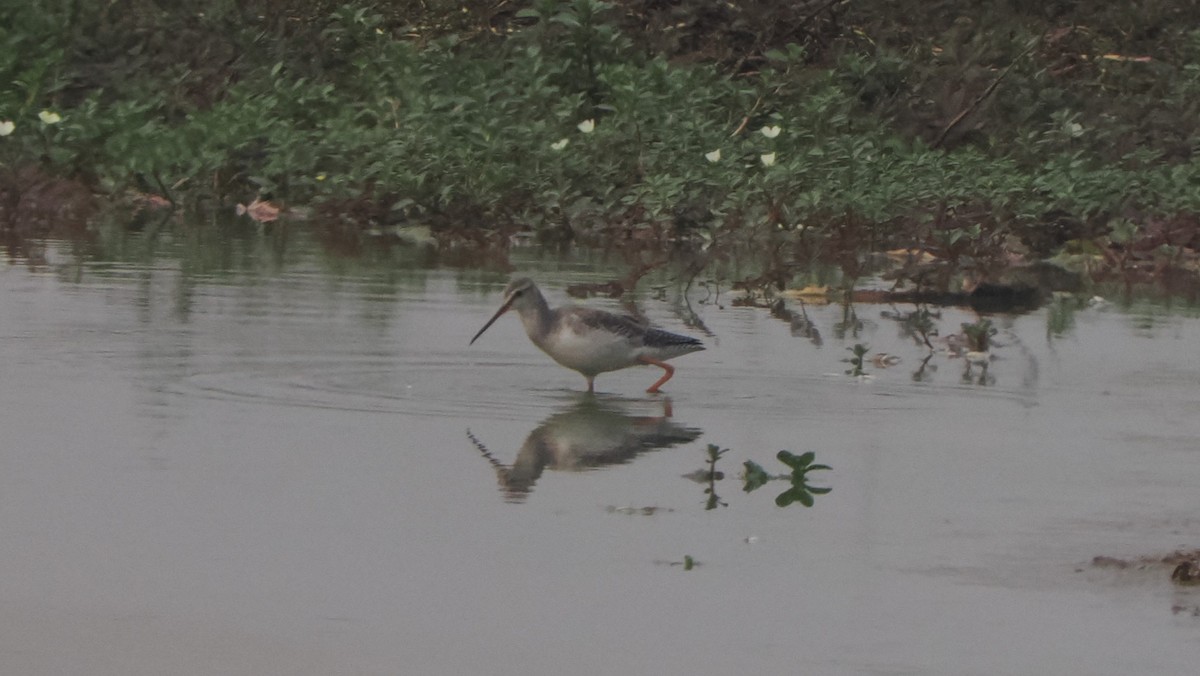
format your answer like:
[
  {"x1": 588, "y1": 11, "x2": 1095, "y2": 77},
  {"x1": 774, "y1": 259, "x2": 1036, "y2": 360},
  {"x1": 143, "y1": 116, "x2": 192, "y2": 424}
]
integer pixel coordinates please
[
  {"x1": 760, "y1": 125, "x2": 781, "y2": 138},
  {"x1": 0, "y1": 120, "x2": 14, "y2": 136},
  {"x1": 550, "y1": 138, "x2": 569, "y2": 150},
  {"x1": 760, "y1": 152, "x2": 777, "y2": 167},
  {"x1": 576, "y1": 119, "x2": 595, "y2": 134},
  {"x1": 38, "y1": 110, "x2": 62, "y2": 125},
  {"x1": 704, "y1": 149, "x2": 721, "y2": 163}
]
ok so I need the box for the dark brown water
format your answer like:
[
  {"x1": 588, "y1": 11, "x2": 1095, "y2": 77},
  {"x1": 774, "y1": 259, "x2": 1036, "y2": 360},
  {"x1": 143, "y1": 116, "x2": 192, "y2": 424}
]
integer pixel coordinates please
[{"x1": 2, "y1": 232, "x2": 1199, "y2": 675}]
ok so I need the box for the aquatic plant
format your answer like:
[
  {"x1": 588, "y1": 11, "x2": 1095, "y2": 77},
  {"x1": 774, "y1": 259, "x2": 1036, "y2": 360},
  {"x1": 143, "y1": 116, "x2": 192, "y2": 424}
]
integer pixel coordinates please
[
  {"x1": 691, "y1": 444, "x2": 831, "y2": 509},
  {"x1": 656, "y1": 554, "x2": 699, "y2": 570},
  {"x1": 683, "y1": 444, "x2": 728, "y2": 510},
  {"x1": 742, "y1": 459, "x2": 772, "y2": 493},
  {"x1": 700, "y1": 444, "x2": 728, "y2": 510},
  {"x1": 742, "y1": 450, "x2": 832, "y2": 508},
  {"x1": 960, "y1": 318, "x2": 997, "y2": 352},
  {"x1": 843, "y1": 343, "x2": 870, "y2": 377}
]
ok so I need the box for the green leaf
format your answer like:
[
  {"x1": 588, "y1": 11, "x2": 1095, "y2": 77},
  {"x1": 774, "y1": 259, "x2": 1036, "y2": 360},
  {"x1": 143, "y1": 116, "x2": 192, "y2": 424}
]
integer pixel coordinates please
[
  {"x1": 551, "y1": 13, "x2": 581, "y2": 28},
  {"x1": 777, "y1": 450, "x2": 816, "y2": 470},
  {"x1": 775, "y1": 486, "x2": 815, "y2": 507},
  {"x1": 742, "y1": 460, "x2": 771, "y2": 492}
]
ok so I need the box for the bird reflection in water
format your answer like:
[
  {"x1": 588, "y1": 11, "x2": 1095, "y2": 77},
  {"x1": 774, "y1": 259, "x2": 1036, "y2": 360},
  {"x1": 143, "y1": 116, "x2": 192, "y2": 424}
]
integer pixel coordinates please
[{"x1": 467, "y1": 397, "x2": 701, "y2": 502}]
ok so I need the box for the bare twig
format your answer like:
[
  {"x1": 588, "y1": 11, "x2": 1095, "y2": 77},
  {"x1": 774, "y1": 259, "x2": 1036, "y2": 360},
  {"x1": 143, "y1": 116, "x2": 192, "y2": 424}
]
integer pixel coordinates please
[
  {"x1": 932, "y1": 37, "x2": 1041, "y2": 149},
  {"x1": 729, "y1": 96, "x2": 763, "y2": 137}
]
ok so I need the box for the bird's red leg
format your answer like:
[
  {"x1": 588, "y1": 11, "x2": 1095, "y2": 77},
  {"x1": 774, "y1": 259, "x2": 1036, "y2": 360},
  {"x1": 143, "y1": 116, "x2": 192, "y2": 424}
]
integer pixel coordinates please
[{"x1": 638, "y1": 356, "x2": 674, "y2": 393}]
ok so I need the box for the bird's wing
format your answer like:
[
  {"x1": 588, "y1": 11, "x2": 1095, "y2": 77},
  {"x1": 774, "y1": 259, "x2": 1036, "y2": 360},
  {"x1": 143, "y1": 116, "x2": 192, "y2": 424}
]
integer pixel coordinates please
[
  {"x1": 573, "y1": 308, "x2": 702, "y2": 349},
  {"x1": 642, "y1": 326, "x2": 704, "y2": 349},
  {"x1": 573, "y1": 308, "x2": 647, "y2": 341}
]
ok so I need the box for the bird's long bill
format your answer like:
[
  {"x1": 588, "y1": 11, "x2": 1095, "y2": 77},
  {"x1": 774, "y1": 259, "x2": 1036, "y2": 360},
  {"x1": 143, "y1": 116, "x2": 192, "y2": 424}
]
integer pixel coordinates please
[{"x1": 469, "y1": 297, "x2": 515, "y2": 345}]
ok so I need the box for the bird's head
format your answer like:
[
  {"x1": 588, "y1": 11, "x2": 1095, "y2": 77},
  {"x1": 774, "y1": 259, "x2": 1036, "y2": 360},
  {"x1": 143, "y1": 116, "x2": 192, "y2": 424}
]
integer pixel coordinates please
[{"x1": 469, "y1": 277, "x2": 540, "y2": 345}]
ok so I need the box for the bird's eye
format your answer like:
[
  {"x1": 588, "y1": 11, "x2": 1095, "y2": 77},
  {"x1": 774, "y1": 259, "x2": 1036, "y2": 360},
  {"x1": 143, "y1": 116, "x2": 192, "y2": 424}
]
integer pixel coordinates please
[{"x1": 512, "y1": 289, "x2": 523, "y2": 297}]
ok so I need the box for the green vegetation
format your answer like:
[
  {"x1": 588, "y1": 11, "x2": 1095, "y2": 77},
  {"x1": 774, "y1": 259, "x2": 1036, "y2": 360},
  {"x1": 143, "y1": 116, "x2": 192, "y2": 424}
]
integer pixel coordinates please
[
  {"x1": 699, "y1": 443, "x2": 729, "y2": 510},
  {"x1": 843, "y1": 342, "x2": 870, "y2": 376},
  {"x1": 743, "y1": 451, "x2": 832, "y2": 508},
  {"x1": 691, "y1": 443, "x2": 831, "y2": 509},
  {"x1": 3, "y1": 1, "x2": 1200, "y2": 271}
]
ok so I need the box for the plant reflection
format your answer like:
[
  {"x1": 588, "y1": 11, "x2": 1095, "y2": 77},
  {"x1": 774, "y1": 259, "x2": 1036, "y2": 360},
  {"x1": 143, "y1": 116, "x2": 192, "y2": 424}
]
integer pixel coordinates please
[
  {"x1": 686, "y1": 446, "x2": 832, "y2": 509},
  {"x1": 682, "y1": 444, "x2": 728, "y2": 510},
  {"x1": 468, "y1": 397, "x2": 701, "y2": 503},
  {"x1": 768, "y1": 298, "x2": 823, "y2": 346},
  {"x1": 955, "y1": 318, "x2": 997, "y2": 385},
  {"x1": 833, "y1": 301, "x2": 865, "y2": 339},
  {"x1": 743, "y1": 451, "x2": 832, "y2": 508},
  {"x1": 843, "y1": 342, "x2": 870, "y2": 376}
]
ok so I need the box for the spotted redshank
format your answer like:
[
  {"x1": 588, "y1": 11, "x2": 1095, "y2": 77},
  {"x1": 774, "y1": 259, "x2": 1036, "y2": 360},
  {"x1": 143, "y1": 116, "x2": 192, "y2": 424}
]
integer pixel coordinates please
[{"x1": 469, "y1": 277, "x2": 705, "y2": 393}]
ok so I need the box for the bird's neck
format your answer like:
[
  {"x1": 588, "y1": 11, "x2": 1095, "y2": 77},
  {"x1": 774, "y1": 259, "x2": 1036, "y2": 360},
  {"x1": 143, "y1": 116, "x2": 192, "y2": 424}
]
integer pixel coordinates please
[{"x1": 517, "y1": 292, "x2": 554, "y2": 346}]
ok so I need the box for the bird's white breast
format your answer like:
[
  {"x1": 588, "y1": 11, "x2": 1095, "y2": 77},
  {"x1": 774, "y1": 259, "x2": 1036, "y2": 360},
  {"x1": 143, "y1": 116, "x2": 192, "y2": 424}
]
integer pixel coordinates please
[{"x1": 539, "y1": 318, "x2": 642, "y2": 376}]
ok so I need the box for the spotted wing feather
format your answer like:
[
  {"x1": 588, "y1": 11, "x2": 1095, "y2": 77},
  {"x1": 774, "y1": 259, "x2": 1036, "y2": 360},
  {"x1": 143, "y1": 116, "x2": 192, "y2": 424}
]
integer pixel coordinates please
[
  {"x1": 577, "y1": 309, "x2": 703, "y2": 350},
  {"x1": 577, "y1": 309, "x2": 651, "y2": 341},
  {"x1": 642, "y1": 326, "x2": 704, "y2": 350}
]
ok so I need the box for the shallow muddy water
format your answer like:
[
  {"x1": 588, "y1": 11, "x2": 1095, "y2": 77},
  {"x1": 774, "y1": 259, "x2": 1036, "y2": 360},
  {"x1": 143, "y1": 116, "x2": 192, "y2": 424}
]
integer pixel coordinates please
[{"x1": 2, "y1": 231, "x2": 1199, "y2": 675}]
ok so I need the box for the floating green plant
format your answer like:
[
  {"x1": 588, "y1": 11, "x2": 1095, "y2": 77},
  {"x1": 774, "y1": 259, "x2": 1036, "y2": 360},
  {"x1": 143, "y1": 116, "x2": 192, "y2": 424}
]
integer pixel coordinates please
[
  {"x1": 742, "y1": 459, "x2": 772, "y2": 492},
  {"x1": 961, "y1": 318, "x2": 997, "y2": 352},
  {"x1": 743, "y1": 450, "x2": 832, "y2": 508},
  {"x1": 691, "y1": 444, "x2": 830, "y2": 509},
  {"x1": 844, "y1": 343, "x2": 870, "y2": 376},
  {"x1": 658, "y1": 555, "x2": 699, "y2": 570},
  {"x1": 687, "y1": 443, "x2": 727, "y2": 510}
]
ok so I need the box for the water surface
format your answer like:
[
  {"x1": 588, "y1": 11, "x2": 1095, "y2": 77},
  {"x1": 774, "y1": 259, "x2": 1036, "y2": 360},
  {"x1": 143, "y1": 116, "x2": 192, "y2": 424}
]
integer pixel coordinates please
[{"x1": 2, "y1": 232, "x2": 1198, "y2": 675}]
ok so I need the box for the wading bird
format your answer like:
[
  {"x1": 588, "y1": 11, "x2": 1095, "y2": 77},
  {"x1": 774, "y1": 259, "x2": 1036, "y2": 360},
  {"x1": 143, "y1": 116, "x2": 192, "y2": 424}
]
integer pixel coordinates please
[{"x1": 469, "y1": 278, "x2": 704, "y2": 393}]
